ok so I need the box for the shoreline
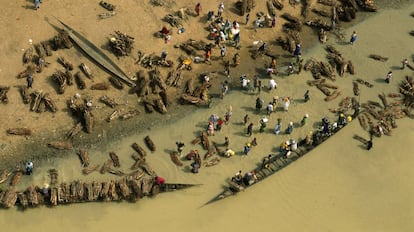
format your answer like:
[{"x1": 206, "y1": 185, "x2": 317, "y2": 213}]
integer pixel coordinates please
[
  {"x1": 0, "y1": 1, "x2": 413, "y2": 231},
  {"x1": 0, "y1": 0, "x2": 393, "y2": 171}
]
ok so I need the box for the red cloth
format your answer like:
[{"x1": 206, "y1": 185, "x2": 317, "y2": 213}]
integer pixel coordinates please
[{"x1": 156, "y1": 176, "x2": 165, "y2": 185}]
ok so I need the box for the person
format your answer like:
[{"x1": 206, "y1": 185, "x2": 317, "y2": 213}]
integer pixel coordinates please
[
  {"x1": 349, "y1": 31, "x2": 357, "y2": 45},
  {"x1": 195, "y1": 3, "x2": 202, "y2": 16},
  {"x1": 247, "y1": 123, "x2": 254, "y2": 136},
  {"x1": 233, "y1": 53, "x2": 240, "y2": 66},
  {"x1": 262, "y1": 154, "x2": 272, "y2": 168},
  {"x1": 155, "y1": 176, "x2": 166, "y2": 185},
  {"x1": 270, "y1": 57, "x2": 277, "y2": 69},
  {"x1": 221, "y1": 81, "x2": 229, "y2": 99},
  {"x1": 385, "y1": 71, "x2": 392, "y2": 83},
  {"x1": 255, "y1": 97, "x2": 264, "y2": 112},
  {"x1": 401, "y1": 58, "x2": 408, "y2": 69},
  {"x1": 293, "y1": 44, "x2": 301, "y2": 57},
  {"x1": 207, "y1": 10, "x2": 215, "y2": 21},
  {"x1": 240, "y1": 75, "x2": 249, "y2": 90},
  {"x1": 191, "y1": 161, "x2": 200, "y2": 173},
  {"x1": 253, "y1": 76, "x2": 262, "y2": 93},
  {"x1": 160, "y1": 50, "x2": 168, "y2": 62},
  {"x1": 259, "y1": 118, "x2": 267, "y2": 133},
  {"x1": 243, "y1": 114, "x2": 249, "y2": 126},
  {"x1": 27, "y1": 74, "x2": 33, "y2": 88},
  {"x1": 205, "y1": 49, "x2": 211, "y2": 63},
  {"x1": 218, "y1": 2, "x2": 224, "y2": 17},
  {"x1": 337, "y1": 113, "x2": 347, "y2": 127},
  {"x1": 34, "y1": 0, "x2": 42, "y2": 10},
  {"x1": 289, "y1": 139, "x2": 297, "y2": 151},
  {"x1": 216, "y1": 118, "x2": 224, "y2": 131},
  {"x1": 232, "y1": 170, "x2": 243, "y2": 184},
  {"x1": 215, "y1": 36, "x2": 221, "y2": 47},
  {"x1": 243, "y1": 143, "x2": 251, "y2": 155},
  {"x1": 274, "y1": 118, "x2": 282, "y2": 134},
  {"x1": 245, "y1": 13, "x2": 250, "y2": 25},
  {"x1": 251, "y1": 137, "x2": 257, "y2": 146},
  {"x1": 304, "y1": 89, "x2": 310, "y2": 102},
  {"x1": 301, "y1": 114, "x2": 309, "y2": 126},
  {"x1": 164, "y1": 34, "x2": 171, "y2": 44},
  {"x1": 224, "y1": 148, "x2": 235, "y2": 157},
  {"x1": 268, "y1": 78, "x2": 277, "y2": 90},
  {"x1": 282, "y1": 97, "x2": 290, "y2": 111},
  {"x1": 220, "y1": 45, "x2": 226, "y2": 59},
  {"x1": 266, "y1": 102, "x2": 274, "y2": 115},
  {"x1": 204, "y1": 75, "x2": 210, "y2": 84},
  {"x1": 25, "y1": 160, "x2": 34, "y2": 175},
  {"x1": 254, "y1": 18, "x2": 261, "y2": 31},
  {"x1": 285, "y1": 121, "x2": 293, "y2": 134},
  {"x1": 242, "y1": 171, "x2": 257, "y2": 186},
  {"x1": 233, "y1": 32, "x2": 241, "y2": 48},
  {"x1": 160, "y1": 26, "x2": 170, "y2": 36},
  {"x1": 366, "y1": 139, "x2": 373, "y2": 150},
  {"x1": 186, "y1": 150, "x2": 199, "y2": 160},
  {"x1": 287, "y1": 62, "x2": 294, "y2": 75},
  {"x1": 207, "y1": 122, "x2": 215, "y2": 136},
  {"x1": 258, "y1": 42, "x2": 267, "y2": 53},
  {"x1": 224, "y1": 60, "x2": 230, "y2": 77},
  {"x1": 176, "y1": 141, "x2": 185, "y2": 154},
  {"x1": 224, "y1": 136, "x2": 230, "y2": 147},
  {"x1": 209, "y1": 114, "x2": 219, "y2": 124},
  {"x1": 271, "y1": 16, "x2": 276, "y2": 28},
  {"x1": 224, "y1": 110, "x2": 232, "y2": 124}
]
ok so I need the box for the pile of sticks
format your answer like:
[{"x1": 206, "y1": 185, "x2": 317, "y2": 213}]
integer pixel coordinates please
[
  {"x1": 0, "y1": 86, "x2": 10, "y2": 103},
  {"x1": 109, "y1": 31, "x2": 134, "y2": 57}
]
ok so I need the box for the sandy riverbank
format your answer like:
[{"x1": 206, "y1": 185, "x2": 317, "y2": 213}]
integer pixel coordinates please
[{"x1": 0, "y1": 0, "x2": 414, "y2": 232}]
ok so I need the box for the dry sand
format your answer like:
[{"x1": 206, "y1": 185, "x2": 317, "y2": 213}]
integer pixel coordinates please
[{"x1": 0, "y1": 0, "x2": 414, "y2": 232}]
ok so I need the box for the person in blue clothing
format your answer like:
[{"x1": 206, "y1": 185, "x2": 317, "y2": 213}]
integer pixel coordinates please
[
  {"x1": 293, "y1": 44, "x2": 301, "y2": 56},
  {"x1": 349, "y1": 31, "x2": 357, "y2": 45},
  {"x1": 243, "y1": 143, "x2": 251, "y2": 155}
]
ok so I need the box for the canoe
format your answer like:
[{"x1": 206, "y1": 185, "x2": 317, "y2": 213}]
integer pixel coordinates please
[
  {"x1": 205, "y1": 125, "x2": 347, "y2": 205},
  {"x1": 54, "y1": 18, "x2": 136, "y2": 87}
]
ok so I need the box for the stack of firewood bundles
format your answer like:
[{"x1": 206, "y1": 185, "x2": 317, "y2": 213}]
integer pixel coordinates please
[
  {"x1": 109, "y1": 31, "x2": 134, "y2": 57},
  {"x1": 68, "y1": 95, "x2": 95, "y2": 133},
  {"x1": 0, "y1": 175, "x2": 159, "y2": 209},
  {"x1": 0, "y1": 86, "x2": 10, "y2": 104}
]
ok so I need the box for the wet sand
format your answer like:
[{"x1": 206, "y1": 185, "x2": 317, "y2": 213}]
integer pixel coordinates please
[{"x1": 1, "y1": 1, "x2": 414, "y2": 232}]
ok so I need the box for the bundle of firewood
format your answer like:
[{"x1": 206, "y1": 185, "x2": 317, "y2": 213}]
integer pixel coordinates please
[{"x1": 109, "y1": 31, "x2": 134, "y2": 57}]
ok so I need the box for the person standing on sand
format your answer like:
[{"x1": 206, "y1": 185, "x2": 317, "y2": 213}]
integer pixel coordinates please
[
  {"x1": 224, "y1": 136, "x2": 229, "y2": 147},
  {"x1": 385, "y1": 71, "x2": 392, "y2": 83},
  {"x1": 243, "y1": 114, "x2": 249, "y2": 126},
  {"x1": 274, "y1": 118, "x2": 282, "y2": 134},
  {"x1": 220, "y1": 45, "x2": 226, "y2": 60},
  {"x1": 401, "y1": 58, "x2": 408, "y2": 69},
  {"x1": 247, "y1": 122, "x2": 254, "y2": 136},
  {"x1": 349, "y1": 31, "x2": 357, "y2": 45},
  {"x1": 218, "y1": 2, "x2": 224, "y2": 17},
  {"x1": 224, "y1": 60, "x2": 230, "y2": 77},
  {"x1": 27, "y1": 74, "x2": 33, "y2": 88},
  {"x1": 285, "y1": 121, "x2": 294, "y2": 134},
  {"x1": 256, "y1": 97, "x2": 264, "y2": 112},
  {"x1": 301, "y1": 114, "x2": 309, "y2": 126},
  {"x1": 221, "y1": 81, "x2": 229, "y2": 99},
  {"x1": 195, "y1": 3, "x2": 202, "y2": 16},
  {"x1": 34, "y1": 0, "x2": 42, "y2": 10},
  {"x1": 176, "y1": 141, "x2": 185, "y2": 155},
  {"x1": 304, "y1": 90, "x2": 310, "y2": 102},
  {"x1": 161, "y1": 50, "x2": 168, "y2": 62},
  {"x1": 207, "y1": 122, "x2": 215, "y2": 136},
  {"x1": 245, "y1": 13, "x2": 250, "y2": 25},
  {"x1": 25, "y1": 160, "x2": 34, "y2": 175},
  {"x1": 271, "y1": 16, "x2": 276, "y2": 28}
]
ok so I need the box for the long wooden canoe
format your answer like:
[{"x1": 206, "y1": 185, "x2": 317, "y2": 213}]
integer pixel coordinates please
[
  {"x1": 54, "y1": 17, "x2": 136, "y2": 87},
  {"x1": 205, "y1": 126, "x2": 346, "y2": 205}
]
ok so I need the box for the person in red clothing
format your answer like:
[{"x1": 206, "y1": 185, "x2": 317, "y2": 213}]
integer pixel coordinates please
[
  {"x1": 195, "y1": 3, "x2": 202, "y2": 16},
  {"x1": 155, "y1": 176, "x2": 165, "y2": 185}
]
